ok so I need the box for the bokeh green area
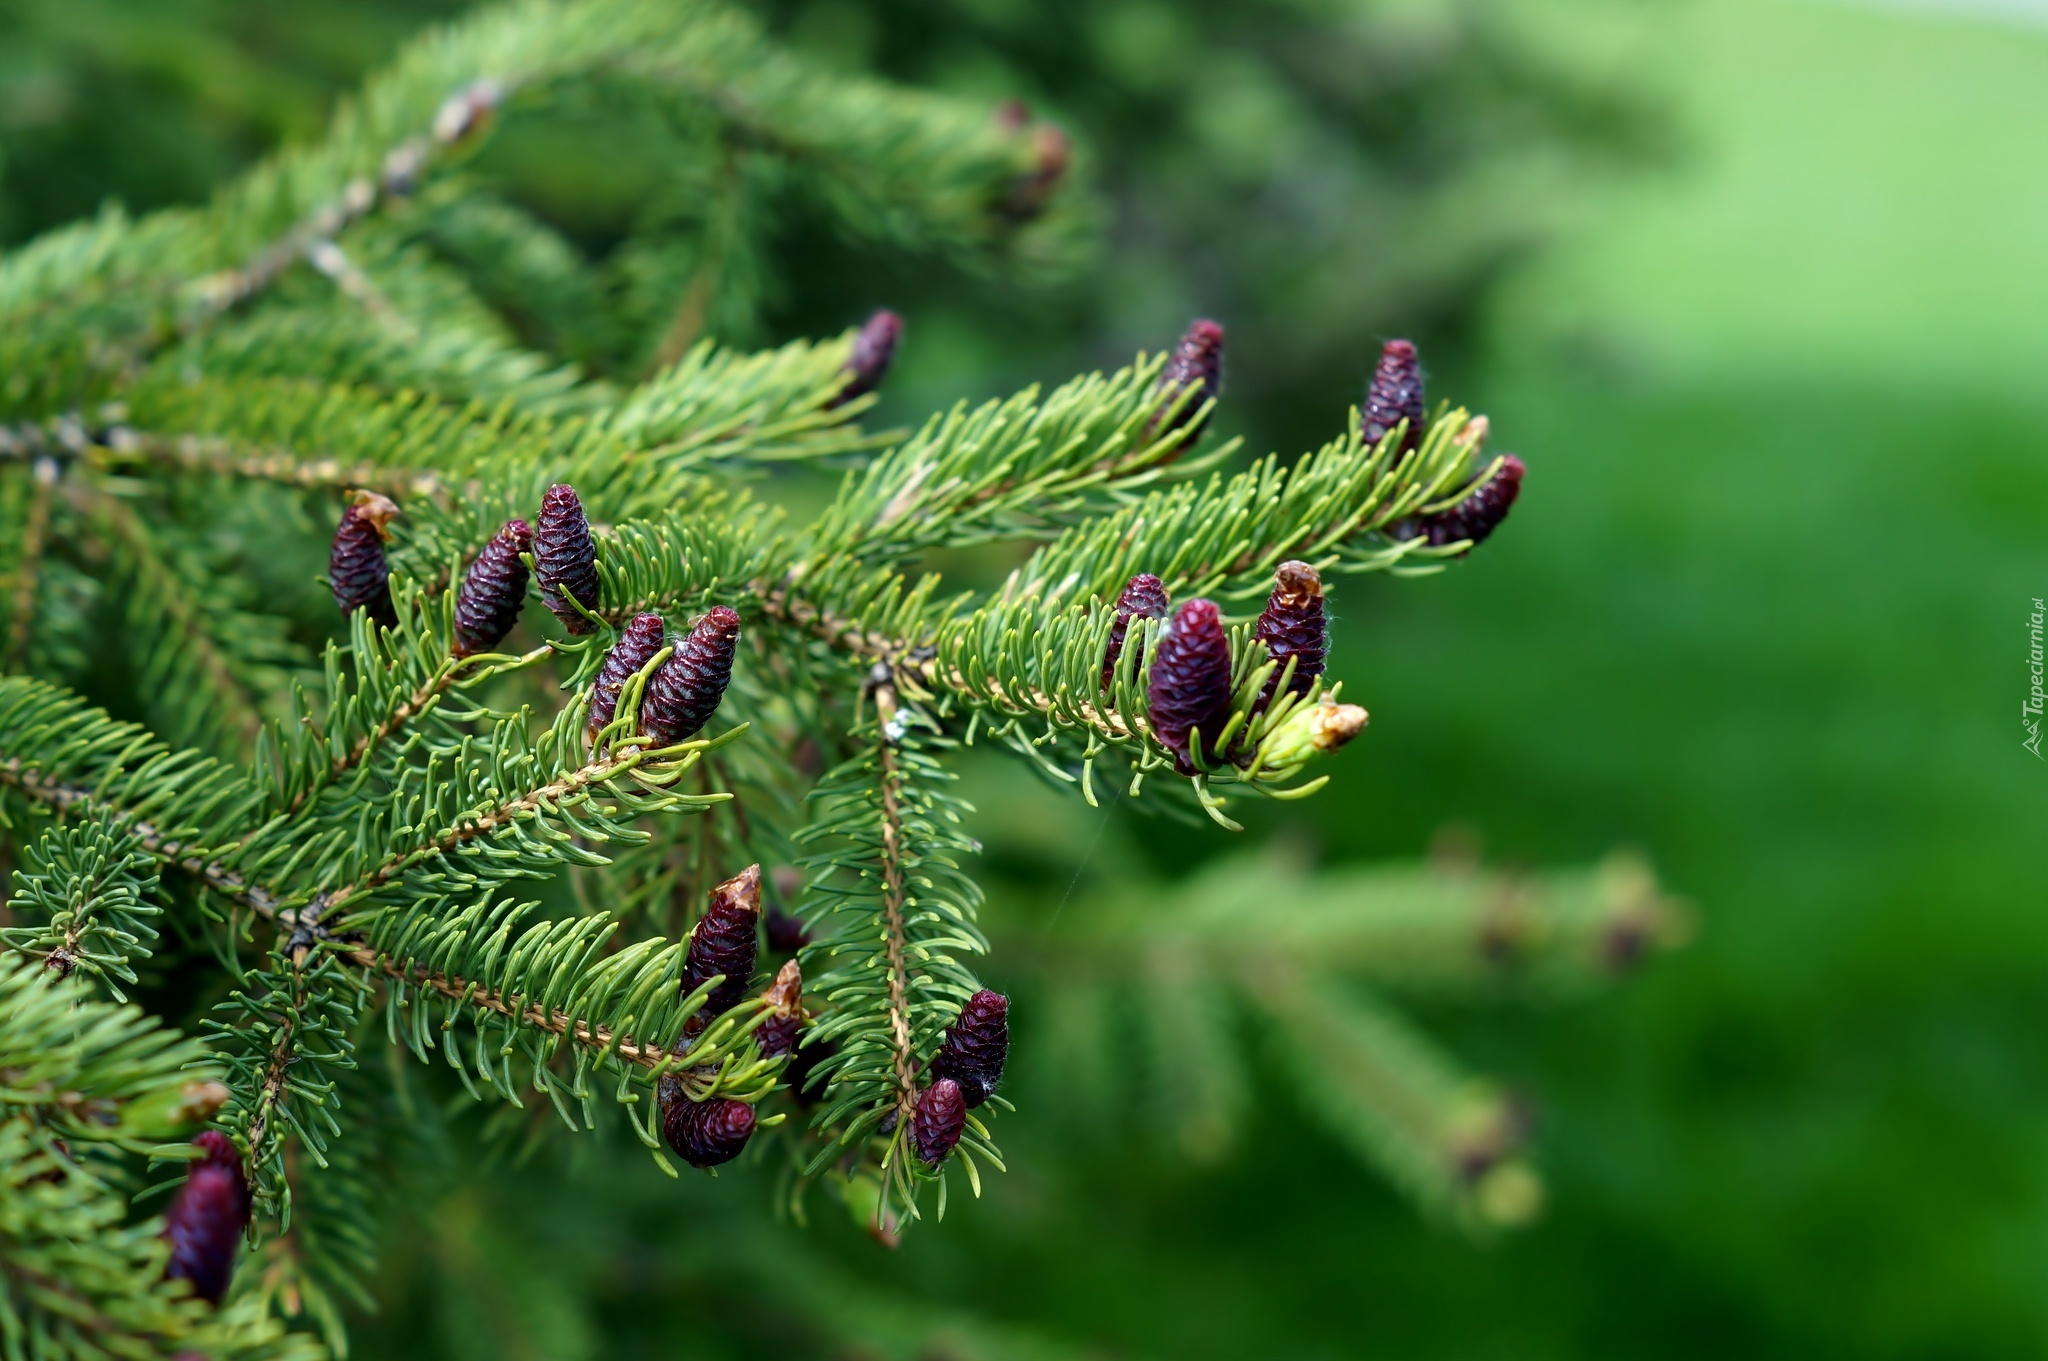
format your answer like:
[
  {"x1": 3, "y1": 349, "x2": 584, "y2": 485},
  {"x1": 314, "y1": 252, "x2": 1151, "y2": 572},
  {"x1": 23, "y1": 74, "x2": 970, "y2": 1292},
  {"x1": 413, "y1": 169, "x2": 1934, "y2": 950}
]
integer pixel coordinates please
[{"x1": 7, "y1": 0, "x2": 2046, "y2": 1354}]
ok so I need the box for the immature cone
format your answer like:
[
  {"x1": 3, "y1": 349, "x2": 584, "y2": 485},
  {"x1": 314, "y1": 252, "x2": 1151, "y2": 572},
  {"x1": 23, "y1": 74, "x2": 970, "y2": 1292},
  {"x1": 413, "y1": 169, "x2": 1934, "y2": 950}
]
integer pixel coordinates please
[
  {"x1": 641, "y1": 605, "x2": 740, "y2": 745},
  {"x1": 587, "y1": 613, "x2": 666, "y2": 741},
  {"x1": 162, "y1": 1163, "x2": 242, "y2": 1304},
  {"x1": 452, "y1": 518, "x2": 532, "y2": 656},
  {"x1": 912, "y1": 1078, "x2": 968, "y2": 1167},
  {"x1": 1101, "y1": 572, "x2": 1170, "y2": 690},
  {"x1": 534, "y1": 484, "x2": 601, "y2": 633},
  {"x1": 680, "y1": 864, "x2": 761, "y2": 1024},
  {"x1": 1424, "y1": 455, "x2": 1525, "y2": 551},
  {"x1": 1147, "y1": 599, "x2": 1236, "y2": 775},
  {"x1": 661, "y1": 1084, "x2": 757, "y2": 1169},
  {"x1": 1362, "y1": 339, "x2": 1427, "y2": 460},
  {"x1": 1260, "y1": 694, "x2": 1370, "y2": 767},
  {"x1": 1145, "y1": 319, "x2": 1225, "y2": 454},
  {"x1": 832, "y1": 310, "x2": 901, "y2": 407},
  {"x1": 999, "y1": 122, "x2": 1071, "y2": 222},
  {"x1": 929, "y1": 989, "x2": 1009, "y2": 1108},
  {"x1": 329, "y1": 490, "x2": 399, "y2": 629},
  {"x1": 190, "y1": 1130, "x2": 251, "y2": 1231},
  {"x1": 755, "y1": 960, "x2": 805, "y2": 1059},
  {"x1": 1254, "y1": 561, "x2": 1327, "y2": 706}
]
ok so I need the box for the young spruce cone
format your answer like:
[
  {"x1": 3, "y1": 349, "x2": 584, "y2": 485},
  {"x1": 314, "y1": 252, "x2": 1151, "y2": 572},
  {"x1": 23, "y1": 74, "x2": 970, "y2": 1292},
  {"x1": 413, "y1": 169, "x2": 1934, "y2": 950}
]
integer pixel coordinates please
[
  {"x1": 329, "y1": 490, "x2": 399, "y2": 629},
  {"x1": 1145, "y1": 319, "x2": 1224, "y2": 454},
  {"x1": 680, "y1": 864, "x2": 761, "y2": 1025},
  {"x1": 534, "y1": 483, "x2": 601, "y2": 633},
  {"x1": 190, "y1": 1130, "x2": 251, "y2": 1230},
  {"x1": 1101, "y1": 572, "x2": 1170, "y2": 690},
  {"x1": 452, "y1": 518, "x2": 532, "y2": 657},
  {"x1": 755, "y1": 960, "x2": 805, "y2": 1059},
  {"x1": 661, "y1": 1082, "x2": 757, "y2": 1169},
  {"x1": 587, "y1": 612, "x2": 667, "y2": 741},
  {"x1": 912, "y1": 1078, "x2": 967, "y2": 1167},
  {"x1": 1424, "y1": 455, "x2": 1525, "y2": 551},
  {"x1": 1147, "y1": 598, "x2": 1236, "y2": 775},
  {"x1": 641, "y1": 605, "x2": 740, "y2": 745},
  {"x1": 162, "y1": 1162, "x2": 242, "y2": 1304},
  {"x1": 999, "y1": 121, "x2": 1071, "y2": 222},
  {"x1": 1362, "y1": 339, "x2": 1426, "y2": 460},
  {"x1": 832, "y1": 310, "x2": 901, "y2": 407},
  {"x1": 929, "y1": 989, "x2": 1008, "y2": 1108},
  {"x1": 1254, "y1": 561, "x2": 1327, "y2": 705}
]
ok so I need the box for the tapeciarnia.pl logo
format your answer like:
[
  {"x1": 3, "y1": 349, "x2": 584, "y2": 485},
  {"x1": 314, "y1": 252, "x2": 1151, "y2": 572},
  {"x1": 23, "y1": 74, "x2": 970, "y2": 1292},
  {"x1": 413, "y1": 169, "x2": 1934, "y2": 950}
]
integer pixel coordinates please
[{"x1": 2027, "y1": 597, "x2": 2045, "y2": 759}]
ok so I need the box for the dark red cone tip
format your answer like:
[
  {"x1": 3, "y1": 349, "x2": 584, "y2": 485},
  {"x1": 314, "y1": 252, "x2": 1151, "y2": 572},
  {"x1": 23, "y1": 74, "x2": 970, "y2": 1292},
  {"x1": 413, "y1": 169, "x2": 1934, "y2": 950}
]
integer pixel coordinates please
[
  {"x1": 1102, "y1": 572, "x2": 1170, "y2": 690},
  {"x1": 680, "y1": 864, "x2": 761, "y2": 1022},
  {"x1": 833, "y1": 310, "x2": 902, "y2": 407},
  {"x1": 929, "y1": 988, "x2": 1009, "y2": 1108},
  {"x1": 190, "y1": 1130, "x2": 251, "y2": 1230},
  {"x1": 1254, "y1": 560, "x2": 1327, "y2": 705},
  {"x1": 756, "y1": 960, "x2": 804, "y2": 1058},
  {"x1": 1146, "y1": 598, "x2": 1236, "y2": 775},
  {"x1": 1362, "y1": 339, "x2": 1426, "y2": 459},
  {"x1": 999, "y1": 122, "x2": 1071, "y2": 222},
  {"x1": 163, "y1": 1163, "x2": 241, "y2": 1305},
  {"x1": 587, "y1": 612, "x2": 666, "y2": 740},
  {"x1": 912, "y1": 1078, "x2": 968, "y2": 1167},
  {"x1": 329, "y1": 490, "x2": 400, "y2": 629},
  {"x1": 534, "y1": 483, "x2": 601, "y2": 634},
  {"x1": 452, "y1": 518, "x2": 532, "y2": 657},
  {"x1": 1146, "y1": 319, "x2": 1224, "y2": 453},
  {"x1": 640, "y1": 604, "x2": 740, "y2": 746}
]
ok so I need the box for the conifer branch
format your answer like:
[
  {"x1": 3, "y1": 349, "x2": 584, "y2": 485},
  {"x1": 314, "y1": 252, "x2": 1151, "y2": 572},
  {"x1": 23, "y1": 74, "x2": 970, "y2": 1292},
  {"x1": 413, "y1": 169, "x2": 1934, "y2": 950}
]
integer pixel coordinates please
[
  {"x1": 86, "y1": 490, "x2": 272, "y2": 751},
  {"x1": 1, "y1": 814, "x2": 162, "y2": 998},
  {"x1": 873, "y1": 687, "x2": 924, "y2": 1116}
]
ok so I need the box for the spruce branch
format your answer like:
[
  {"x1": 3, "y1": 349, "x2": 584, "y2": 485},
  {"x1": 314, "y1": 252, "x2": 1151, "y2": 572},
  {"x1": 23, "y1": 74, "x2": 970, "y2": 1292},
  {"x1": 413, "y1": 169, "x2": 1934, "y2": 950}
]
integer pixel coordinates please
[
  {"x1": 0, "y1": 0, "x2": 1623, "y2": 1335},
  {"x1": 0, "y1": 813, "x2": 162, "y2": 999},
  {"x1": 1025, "y1": 847, "x2": 1685, "y2": 1231},
  {"x1": 0, "y1": 957, "x2": 321, "y2": 1361}
]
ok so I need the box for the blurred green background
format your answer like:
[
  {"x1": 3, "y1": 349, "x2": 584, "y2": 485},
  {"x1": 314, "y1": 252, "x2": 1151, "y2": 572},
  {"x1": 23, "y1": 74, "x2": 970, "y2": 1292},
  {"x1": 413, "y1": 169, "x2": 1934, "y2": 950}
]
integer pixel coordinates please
[{"x1": 5, "y1": 0, "x2": 2045, "y2": 1354}]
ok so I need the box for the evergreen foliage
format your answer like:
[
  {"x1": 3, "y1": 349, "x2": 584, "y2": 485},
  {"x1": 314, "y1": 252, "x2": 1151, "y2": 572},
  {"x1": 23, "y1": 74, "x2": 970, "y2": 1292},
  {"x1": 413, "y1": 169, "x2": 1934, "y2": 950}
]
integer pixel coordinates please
[{"x1": 0, "y1": 2, "x2": 1674, "y2": 1356}]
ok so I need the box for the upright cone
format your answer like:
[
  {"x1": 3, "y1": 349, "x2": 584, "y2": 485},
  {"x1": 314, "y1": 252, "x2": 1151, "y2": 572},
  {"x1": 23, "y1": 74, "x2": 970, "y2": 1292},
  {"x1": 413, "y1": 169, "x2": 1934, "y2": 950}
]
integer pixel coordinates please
[
  {"x1": 641, "y1": 605, "x2": 739, "y2": 745},
  {"x1": 329, "y1": 490, "x2": 399, "y2": 629},
  {"x1": 1362, "y1": 339, "x2": 1426, "y2": 459},
  {"x1": 1102, "y1": 572, "x2": 1170, "y2": 690},
  {"x1": 534, "y1": 484, "x2": 601, "y2": 633},
  {"x1": 1147, "y1": 598, "x2": 1236, "y2": 774},
  {"x1": 452, "y1": 518, "x2": 531, "y2": 656},
  {"x1": 1254, "y1": 561, "x2": 1327, "y2": 706}
]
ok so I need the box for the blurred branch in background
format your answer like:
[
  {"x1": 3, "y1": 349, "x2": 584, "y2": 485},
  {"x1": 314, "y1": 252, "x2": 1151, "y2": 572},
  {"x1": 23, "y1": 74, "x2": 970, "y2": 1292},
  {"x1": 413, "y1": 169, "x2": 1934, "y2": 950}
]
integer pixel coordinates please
[
  {"x1": 760, "y1": 0, "x2": 1668, "y2": 449},
  {"x1": 1017, "y1": 840, "x2": 1688, "y2": 1233},
  {"x1": 0, "y1": 0, "x2": 1664, "y2": 444}
]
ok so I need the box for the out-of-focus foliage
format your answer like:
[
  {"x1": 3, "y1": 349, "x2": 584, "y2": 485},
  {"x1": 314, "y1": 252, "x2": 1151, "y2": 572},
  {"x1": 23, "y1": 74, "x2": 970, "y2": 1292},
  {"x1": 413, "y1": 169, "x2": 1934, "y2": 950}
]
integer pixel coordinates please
[
  {"x1": 0, "y1": 0, "x2": 1653, "y2": 443},
  {"x1": 0, "y1": 0, "x2": 468, "y2": 243},
  {"x1": 760, "y1": 0, "x2": 1660, "y2": 451}
]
